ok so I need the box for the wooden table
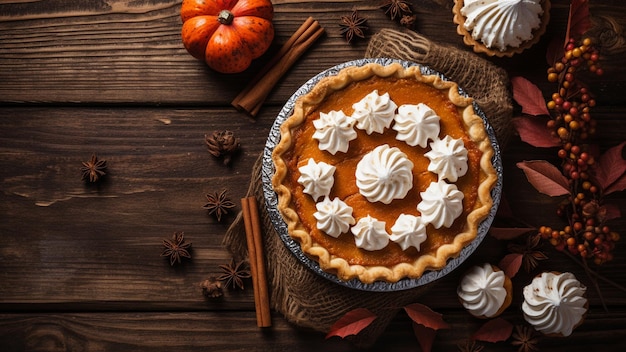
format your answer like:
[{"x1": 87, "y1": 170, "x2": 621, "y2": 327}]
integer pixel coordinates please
[{"x1": 1, "y1": 1, "x2": 625, "y2": 350}]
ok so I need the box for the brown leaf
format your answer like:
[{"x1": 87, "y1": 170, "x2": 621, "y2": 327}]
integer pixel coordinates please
[
  {"x1": 404, "y1": 303, "x2": 450, "y2": 330},
  {"x1": 489, "y1": 227, "x2": 536, "y2": 241},
  {"x1": 517, "y1": 160, "x2": 570, "y2": 197},
  {"x1": 325, "y1": 308, "x2": 377, "y2": 339},
  {"x1": 499, "y1": 253, "x2": 523, "y2": 278},
  {"x1": 472, "y1": 317, "x2": 514, "y2": 343},
  {"x1": 511, "y1": 77, "x2": 550, "y2": 117},
  {"x1": 412, "y1": 322, "x2": 436, "y2": 352},
  {"x1": 512, "y1": 116, "x2": 560, "y2": 148},
  {"x1": 594, "y1": 141, "x2": 626, "y2": 194}
]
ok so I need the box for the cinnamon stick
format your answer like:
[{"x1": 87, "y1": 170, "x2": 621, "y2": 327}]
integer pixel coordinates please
[
  {"x1": 241, "y1": 196, "x2": 271, "y2": 327},
  {"x1": 232, "y1": 17, "x2": 325, "y2": 117}
]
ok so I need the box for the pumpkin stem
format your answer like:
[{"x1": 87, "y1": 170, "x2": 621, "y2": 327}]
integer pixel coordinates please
[{"x1": 217, "y1": 10, "x2": 234, "y2": 25}]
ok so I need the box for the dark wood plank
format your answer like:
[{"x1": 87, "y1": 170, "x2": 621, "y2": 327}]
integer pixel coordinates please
[
  {"x1": 0, "y1": 0, "x2": 624, "y2": 105},
  {"x1": 1, "y1": 309, "x2": 625, "y2": 352}
]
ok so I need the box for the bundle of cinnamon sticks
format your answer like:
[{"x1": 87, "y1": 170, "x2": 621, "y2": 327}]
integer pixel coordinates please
[
  {"x1": 232, "y1": 17, "x2": 325, "y2": 117},
  {"x1": 241, "y1": 196, "x2": 271, "y2": 327}
]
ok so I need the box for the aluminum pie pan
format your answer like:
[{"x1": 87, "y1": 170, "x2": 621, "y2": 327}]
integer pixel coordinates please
[{"x1": 262, "y1": 58, "x2": 502, "y2": 292}]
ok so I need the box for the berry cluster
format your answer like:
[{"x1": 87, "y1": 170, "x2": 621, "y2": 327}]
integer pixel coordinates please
[{"x1": 540, "y1": 37, "x2": 618, "y2": 265}]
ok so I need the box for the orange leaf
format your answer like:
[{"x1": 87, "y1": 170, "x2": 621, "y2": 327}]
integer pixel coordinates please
[
  {"x1": 404, "y1": 303, "x2": 449, "y2": 330},
  {"x1": 517, "y1": 160, "x2": 570, "y2": 197},
  {"x1": 412, "y1": 322, "x2": 436, "y2": 352},
  {"x1": 499, "y1": 253, "x2": 523, "y2": 278},
  {"x1": 512, "y1": 116, "x2": 560, "y2": 148},
  {"x1": 511, "y1": 76, "x2": 549, "y2": 117},
  {"x1": 325, "y1": 308, "x2": 377, "y2": 339},
  {"x1": 472, "y1": 318, "x2": 514, "y2": 343}
]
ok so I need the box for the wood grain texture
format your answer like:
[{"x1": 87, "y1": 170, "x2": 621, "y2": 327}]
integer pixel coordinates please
[{"x1": 1, "y1": 0, "x2": 625, "y2": 351}]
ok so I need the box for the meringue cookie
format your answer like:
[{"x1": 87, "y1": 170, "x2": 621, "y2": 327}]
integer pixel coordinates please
[
  {"x1": 457, "y1": 263, "x2": 512, "y2": 318},
  {"x1": 522, "y1": 272, "x2": 587, "y2": 337}
]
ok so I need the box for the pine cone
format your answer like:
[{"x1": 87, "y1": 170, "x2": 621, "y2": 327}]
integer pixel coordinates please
[{"x1": 205, "y1": 130, "x2": 240, "y2": 165}]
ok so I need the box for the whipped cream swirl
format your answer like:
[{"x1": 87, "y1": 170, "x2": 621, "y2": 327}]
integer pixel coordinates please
[
  {"x1": 351, "y1": 90, "x2": 397, "y2": 134},
  {"x1": 457, "y1": 263, "x2": 507, "y2": 318},
  {"x1": 312, "y1": 110, "x2": 357, "y2": 155},
  {"x1": 297, "y1": 158, "x2": 336, "y2": 201},
  {"x1": 355, "y1": 144, "x2": 414, "y2": 204},
  {"x1": 522, "y1": 272, "x2": 588, "y2": 337},
  {"x1": 351, "y1": 215, "x2": 389, "y2": 251},
  {"x1": 390, "y1": 214, "x2": 427, "y2": 251},
  {"x1": 393, "y1": 103, "x2": 441, "y2": 147},
  {"x1": 462, "y1": 0, "x2": 543, "y2": 51},
  {"x1": 417, "y1": 180, "x2": 464, "y2": 228},
  {"x1": 314, "y1": 196, "x2": 355, "y2": 238},
  {"x1": 425, "y1": 135, "x2": 469, "y2": 182}
]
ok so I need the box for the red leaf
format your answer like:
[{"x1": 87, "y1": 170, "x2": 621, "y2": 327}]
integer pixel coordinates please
[
  {"x1": 499, "y1": 253, "x2": 523, "y2": 278},
  {"x1": 517, "y1": 160, "x2": 571, "y2": 197},
  {"x1": 511, "y1": 76, "x2": 549, "y2": 116},
  {"x1": 594, "y1": 142, "x2": 626, "y2": 194},
  {"x1": 512, "y1": 116, "x2": 561, "y2": 148},
  {"x1": 325, "y1": 308, "x2": 377, "y2": 339},
  {"x1": 403, "y1": 303, "x2": 450, "y2": 330},
  {"x1": 546, "y1": 36, "x2": 564, "y2": 66},
  {"x1": 490, "y1": 227, "x2": 536, "y2": 241},
  {"x1": 472, "y1": 318, "x2": 514, "y2": 343},
  {"x1": 603, "y1": 203, "x2": 622, "y2": 221},
  {"x1": 412, "y1": 322, "x2": 436, "y2": 352},
  {"x1": 566, "y1": 0, "x2": 591, "y2": 45}
]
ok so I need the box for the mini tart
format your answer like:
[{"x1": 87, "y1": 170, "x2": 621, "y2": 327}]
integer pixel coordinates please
[
  {"x1": 452, "y1": 0, "x2": 551, "y2": 57},
  {"x1": 271, "y1": 63, "x2": 497, "y2": 284},
  {"x1": 458, "y1": 264, "x2": 513, "y2": 319}
]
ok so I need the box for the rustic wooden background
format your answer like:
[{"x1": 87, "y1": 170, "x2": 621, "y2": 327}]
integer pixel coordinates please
[{"x1": 1, "y1": 0, "x2": 625, "y2": 351}]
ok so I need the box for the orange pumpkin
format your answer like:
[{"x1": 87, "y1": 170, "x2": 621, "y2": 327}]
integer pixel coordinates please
[{"x1": 181, "y1": 0, "x2": 274, "y2": 74}]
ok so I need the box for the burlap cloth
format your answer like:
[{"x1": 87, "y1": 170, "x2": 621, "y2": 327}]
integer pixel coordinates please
[{"x1": 223, "y1": 29, "x2": 513, "y2": 348}]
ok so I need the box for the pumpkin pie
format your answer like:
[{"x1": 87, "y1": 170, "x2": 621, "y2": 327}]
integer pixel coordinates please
[{"x1": 271, "y1": 62, "x2": 498, "y2": 283}]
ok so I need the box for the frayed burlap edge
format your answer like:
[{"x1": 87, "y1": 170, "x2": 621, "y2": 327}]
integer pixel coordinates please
[{"x1": 223, "y1": 29, "x2": 513, "y2": 348}]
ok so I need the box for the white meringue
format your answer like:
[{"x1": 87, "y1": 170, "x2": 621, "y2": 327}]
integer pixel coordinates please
[
  {"x1": 457, "y1": 263, "x2": 508, "y2": 318},
  {"x1": 351, "y1": 90, "x2": 397, "y2": 134},
  {"x1": 312, "y1": 110, "x2": 356, "y2": 155},
  {"x1": 417, "y1": 180, "x2": 464, "y2": 228},
  {"x1": 393, "y1": 103, "x2": 441, "y2": 147},
  {"x1": 425, "y1": 135, "x2": 469, "y2": 182},
  {"x1": 522, "y1": 272, "x2": 587, "y2": 336},
  {"x1": 351, "y1": 215, "x2": 390, "y2": 251},
  {"x1": 390, "y1": 214, "x2": 427, "y2": 251},
  {"x1": 297, "y1": 158, "x2": 336, "y2": 201},
  {"x1": 355, "y1": 144, "x2": 414, "y2": 204},
  {"x1": 314, "y1": 196, "x2": 355, "y2": 238}
]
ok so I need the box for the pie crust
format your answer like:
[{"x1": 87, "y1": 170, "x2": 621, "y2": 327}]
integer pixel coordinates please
[{"x1": 272, "y1": 63, "x2": 497, "y2": 283}]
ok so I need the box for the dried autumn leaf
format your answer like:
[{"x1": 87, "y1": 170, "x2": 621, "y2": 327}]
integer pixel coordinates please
[
  {"x1": 603, "y1": 203, "x2": 622, "y2": 221},
  {"x1": 412, "y1": 322, "x2": 436, "y2": 352},
  {"x1": 325, "y1": 308, "x2": 377, "y2": 339},
  {"x1": 403, "y1": 303, "x2": 450, "y2": 330},
  {"x1": 499, "y1": 253, "x2": 523, "y2": 278},
  {"x1": 517, "y1": 161, "x2": 570, "y2": 197},
  {"x1": 511, "y1": 77, "x2": 550, "y2": 117},
  {"x1": 489, "y1": 227, "x2": 536, "y2": 241},
  {"x1": 472, "y1": 317, "x2": 514, "y2": 343},
  {"x1": 566, "y1": 0, "x2": 591, "y2": 45},
  {"x1": 512, "y1": 116, "x2": 560, "y2": 148},
  {"x1": 594, "y1": 141, "x2": 626, "y2": 194}
]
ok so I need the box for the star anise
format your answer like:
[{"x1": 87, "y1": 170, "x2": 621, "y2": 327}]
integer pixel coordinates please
[
  {"x1": 508, "y1": 233, "x2": 548, "y2": 272},
  {"x1": 203, "y1": 189, "x2": 236, "y2": 222},
  {"x1": 457, "y1": 339, "x2": 484, "y2": 352},
  {"x1": 161, "y1": 231, "x2": 192, "y2": 266},
  {"x1": 339, "y1": 9, "x2": 368, "y2": 43},
  {"x1": 217, "y1": 258, "x2": 251, "y2": 290},
  {"x1": 380, "y1": 0, "x2": 413, "y2": 22},
  {"x1": 201, "y1": 276, "x2": 224, "y2": 298},
  {"x1": 205, "y1": 130, "x2": 240, "y2": 165},
  {"x1": 400, "y1": 14, "x2": 417, "y2": 29},
  {"x1": 81, "y1": 153, "x2": 107, "y2": 182},
  {"x1": 510, "y1": 325, "x2": 541, "y2": 352}
]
